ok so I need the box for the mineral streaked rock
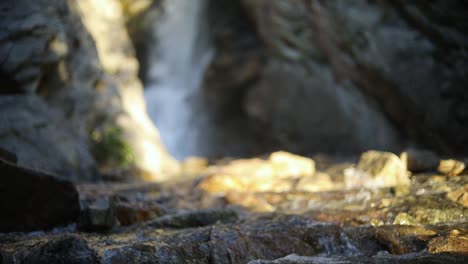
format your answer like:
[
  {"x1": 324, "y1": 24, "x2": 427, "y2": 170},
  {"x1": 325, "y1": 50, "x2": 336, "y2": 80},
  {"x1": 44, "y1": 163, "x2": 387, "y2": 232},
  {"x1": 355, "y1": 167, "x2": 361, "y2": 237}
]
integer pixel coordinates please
[
  {"x1": 0, "y1": 158, "x2": 80, "y2": 232},
  {"x1": 428, "y1": 234, "x2": 468, "y2": 254}
]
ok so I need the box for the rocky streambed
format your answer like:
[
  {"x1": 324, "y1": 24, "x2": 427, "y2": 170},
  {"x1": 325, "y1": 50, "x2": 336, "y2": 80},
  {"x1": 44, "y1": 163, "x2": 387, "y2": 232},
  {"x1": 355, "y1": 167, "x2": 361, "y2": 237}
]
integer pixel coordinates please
[{"x1": 1, "y1": 151, "x2": 468, "y2": 263}]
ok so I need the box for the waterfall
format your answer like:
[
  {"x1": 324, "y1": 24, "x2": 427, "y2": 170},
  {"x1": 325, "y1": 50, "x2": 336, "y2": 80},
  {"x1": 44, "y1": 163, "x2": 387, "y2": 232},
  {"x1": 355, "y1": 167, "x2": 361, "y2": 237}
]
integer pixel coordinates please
[{"x1": 144, "y1": 0, "x2": 213, "y2": 160}]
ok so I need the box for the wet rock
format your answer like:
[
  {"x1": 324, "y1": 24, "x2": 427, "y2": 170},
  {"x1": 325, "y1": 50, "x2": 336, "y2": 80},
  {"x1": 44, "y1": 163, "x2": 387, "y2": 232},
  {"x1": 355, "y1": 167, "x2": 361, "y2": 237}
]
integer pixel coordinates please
[
  {"x1": 248, "y1": 252, "x2": 468, "y2": 264},
  {"x1": 447, "y1": 185, "x2": 468, "y2": 207},
  {"x1": 0, "y1": 159, "x2": 80, "y2": 232},
  {"x1": 400, "y1": 149, "x2": 439, "y2": 173},
  {"x1": 1, "y1": 235, "x2": 100, "y2": 264},
  {"x1": 78, "y1": 197, "x2": 116, "y2": 232},
  {"x1": 147, "y1": 208, "x2": 238, "y2": 229},
  {"x1": 375, "y1": 226, "x2": 436, "y2": 254},
  {"x1": 115, "y1": 201, "x2": 162, "y2": 226},
  {"x1": 428, "y1": 234, "x2": 468, "y2": 254},
  {"x1": 438, "y1": 159, "x2": 466, "y2": 177},
  {"x1": 345, "y1": 151, "x2": 410, "y2": 188},
  {"x1": 402, "y1": 195, "x2": 468, "y2": 225}
]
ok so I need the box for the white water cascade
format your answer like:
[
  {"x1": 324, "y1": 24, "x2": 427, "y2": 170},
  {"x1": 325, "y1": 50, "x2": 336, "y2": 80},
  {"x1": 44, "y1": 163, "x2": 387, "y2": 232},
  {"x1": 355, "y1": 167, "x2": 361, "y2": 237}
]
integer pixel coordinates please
[{"x1": 144, "y1": 0, "x2": 214, "y2": 160}]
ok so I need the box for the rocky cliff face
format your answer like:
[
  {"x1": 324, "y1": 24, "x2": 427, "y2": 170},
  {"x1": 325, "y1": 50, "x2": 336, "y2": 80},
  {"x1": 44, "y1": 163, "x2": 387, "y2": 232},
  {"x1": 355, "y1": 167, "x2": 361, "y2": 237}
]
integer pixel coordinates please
[
  {"x1": 0, "y1": 0, "x2": 177, "y2": 181},
  {"x1": 204, "y1": 0, "x2": 468, "y2": 155}
]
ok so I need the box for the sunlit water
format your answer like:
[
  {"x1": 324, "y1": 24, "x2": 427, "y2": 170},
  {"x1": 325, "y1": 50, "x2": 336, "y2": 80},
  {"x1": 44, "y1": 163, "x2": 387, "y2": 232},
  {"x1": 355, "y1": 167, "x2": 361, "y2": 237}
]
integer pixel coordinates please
[{"x1": 144, "y1": 0, "x2": 213, "y2": 160}]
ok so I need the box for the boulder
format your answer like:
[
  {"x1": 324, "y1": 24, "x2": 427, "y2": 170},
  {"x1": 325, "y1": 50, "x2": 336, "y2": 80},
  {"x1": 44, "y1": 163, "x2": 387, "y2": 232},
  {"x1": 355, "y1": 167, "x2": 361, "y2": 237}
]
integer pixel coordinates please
[
  {"x1": 0, "y1": 95, "x2": 97, "y2": 181},
  {"x1": 345, "y1": 151, "x2": 410, "y2": 188},
  {"x1": 0, "y1": 158, "x2": 80, "y2": 232}
]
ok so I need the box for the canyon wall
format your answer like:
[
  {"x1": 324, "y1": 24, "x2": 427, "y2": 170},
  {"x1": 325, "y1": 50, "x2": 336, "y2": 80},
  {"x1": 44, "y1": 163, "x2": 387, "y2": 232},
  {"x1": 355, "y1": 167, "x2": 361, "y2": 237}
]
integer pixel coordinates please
[
  {"x1": 0, "y1": 0, "x2": 177, "y2": 181},
  {"x1": 204, "y1": 0, "x2": 468, "y2": 156}
]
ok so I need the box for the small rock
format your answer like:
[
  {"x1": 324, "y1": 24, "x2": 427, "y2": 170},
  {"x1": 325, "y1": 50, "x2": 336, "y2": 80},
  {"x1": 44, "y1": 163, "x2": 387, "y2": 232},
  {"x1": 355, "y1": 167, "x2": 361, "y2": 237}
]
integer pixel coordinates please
[
  {"x1": 199, "y1": 151, "x2": 315, "y2": 194},
  {"x1": 438, "y1": 159, "x2": 465, "y2": 177},
  {"x1": 147, "y1": 208, "x2": 238, "y2": 228},
  {"x1": 375, "y1": 226, "x2": 435, "y2": 254},
  {"x1": 296, "y1": 172, "x2": 335, "y2": 192},
  {"x1": 268, "y1": 151, "x2": 316, "y2": 178},
  {"x1": 347, "y1": 151, "x2": 410, "y2": 188},
  {"x1": 78, "y1": 197, "x2": 116, "y2": 231},
  {"x1": 0, "y1": 158, "x2": 80, "y2": 232},
  {"x1": 446, "y1": 185, "x2": 468, "y2": 207},
  {"x1": 400, "y1": 149, "x2": 439, "y2": 173},
  {"x1": 115, "y1": 201, "x2": 162, "y2": 226},
  {"x1": 428, "y1": 234, "x2": 468, "y2": 254},
  {"x1": 393, "y1": 213, "x2": 420, "y2": 226}
]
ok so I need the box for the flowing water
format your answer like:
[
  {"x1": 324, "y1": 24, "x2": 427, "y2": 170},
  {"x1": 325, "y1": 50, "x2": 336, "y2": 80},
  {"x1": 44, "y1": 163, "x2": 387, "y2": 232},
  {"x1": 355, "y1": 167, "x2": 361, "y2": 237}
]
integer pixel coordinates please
[{"x1": 144, "y1": 0, "x2": 213, "y2": 160}]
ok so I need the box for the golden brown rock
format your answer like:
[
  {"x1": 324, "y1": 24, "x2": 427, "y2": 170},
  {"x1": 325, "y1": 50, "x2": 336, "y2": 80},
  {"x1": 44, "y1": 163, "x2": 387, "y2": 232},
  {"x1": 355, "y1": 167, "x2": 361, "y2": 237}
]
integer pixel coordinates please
[
  {"x1": 345, "y1": 151, "x2": 410, "y2": 188},
  {"x1": 428, "y1": 234, "x2": 468, "y2": 254},
  {"x1": 199, "y1": 152, "x2": 315, "y2": 194},
  {"x1": 438, "y1": 159, "x2": 466, "y2": 177},
  {"x1": 447, "y1": 185, "x2": 468, "y2": 207}
]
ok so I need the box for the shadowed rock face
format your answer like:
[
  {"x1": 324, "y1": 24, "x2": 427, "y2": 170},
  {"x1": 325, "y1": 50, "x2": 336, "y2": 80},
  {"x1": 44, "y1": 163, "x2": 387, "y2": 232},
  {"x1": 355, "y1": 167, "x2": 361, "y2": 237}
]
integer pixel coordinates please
[
  {"x1": 0, "y1": 0, "x2": 177, "y2": 180},
  {"x1": 200, "y1": 0, "x2": 468, "y2": 156},
  {"x1": 0, "y1": 158, "x2": 80, "y2": 232}
]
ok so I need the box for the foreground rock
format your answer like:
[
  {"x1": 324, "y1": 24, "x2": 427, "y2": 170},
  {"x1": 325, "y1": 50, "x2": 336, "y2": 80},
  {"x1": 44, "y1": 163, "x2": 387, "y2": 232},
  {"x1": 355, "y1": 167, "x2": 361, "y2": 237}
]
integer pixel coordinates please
[
  {"x1": 0, "y1": 159, "x2": 80, "y2": 232},
  {"x1": 1, "y1": 154, "x2": 467, "y2": 262},
  {"x1": 249, "y1": 253, "x2": 468, "y2": 264}
]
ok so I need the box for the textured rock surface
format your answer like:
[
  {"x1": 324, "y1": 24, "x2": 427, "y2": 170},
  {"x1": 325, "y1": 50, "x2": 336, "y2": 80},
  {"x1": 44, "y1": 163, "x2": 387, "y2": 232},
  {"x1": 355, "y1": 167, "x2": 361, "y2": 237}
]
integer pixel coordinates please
[
  {"x1": 0, "y1": 95, "x2": 96, "y2": 181},
  {"x1": 0, "y1": 0, "x2": 177, "y2": 180},
  {"x1": 202, "y1": 0, "x2": 468, "y2": 156},
  {"x1": 1, "y1": 155, "x2": 468, "y2": 262},
  {"x1": 0, "y1": 158, "x2": 80, "y2": 232},
  {"x1": 249, "y1": 253, "x2": 468, "y2": 264}
]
